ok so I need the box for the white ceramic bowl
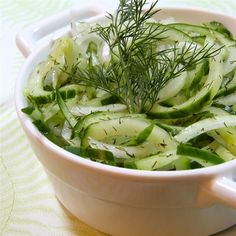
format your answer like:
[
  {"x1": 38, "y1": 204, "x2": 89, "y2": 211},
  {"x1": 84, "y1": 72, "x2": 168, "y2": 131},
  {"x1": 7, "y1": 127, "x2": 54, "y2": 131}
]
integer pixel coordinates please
[{"x1": 15, "y1": 5, "x2": 236, "y2": 236}]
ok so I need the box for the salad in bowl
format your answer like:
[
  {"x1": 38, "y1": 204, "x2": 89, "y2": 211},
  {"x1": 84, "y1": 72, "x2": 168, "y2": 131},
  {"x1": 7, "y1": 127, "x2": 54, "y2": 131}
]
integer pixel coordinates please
[{"x1": 21, "y1": 0, "x2": 236, "y2": 171}]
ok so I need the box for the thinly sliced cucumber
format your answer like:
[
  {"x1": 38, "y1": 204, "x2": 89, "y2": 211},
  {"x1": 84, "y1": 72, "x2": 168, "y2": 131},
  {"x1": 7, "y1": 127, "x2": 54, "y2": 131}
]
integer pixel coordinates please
[
  {"x1": 216, "y1": 68, "x2": 236, "y2": 98},
  {"x1": 214, "y1": 92, "x2": 236, "y2": 106},
  {"x1": 70, "y1": 104, "x2": 127, "y2": 116},
  {"x1": 154, "y1": 121, "x2": 183, "y2": 136},
  {"x1": 170, "y1": 23, "x2": 236, "y2": 74},
  {"x1": 88, "y1": 137, "x2": 158, "y2": 159},
  {"x1": 156, "y1": 71, "x2": 187, "y2": 102},
  {"x1": 61, "y1": 120, "x2": 73, "y2": 141},
  {"x1": 216, "y1": 83, "x2": 236, "y2": 98},
  {"x1": 205, "y1": 104, "x2": 236, "y2": 117},
  {"x1": 177, "y1": 144, "x2": 224, "y2": 166},
  {"x1": 74, "y1": 112, "x2": 146, "y2": 137},
  {"x1": 186, "y1": 59, "x2": 209, "y2": 97},
  {"x1": 25, "y1": 84, "x2": 85, "y2": 104},
  {"x1": 215, "y1": 145, "x2": 235, "y2": 161},
  {"x1": 169, "y1": 23, "x2": 235, "y2": 46},
  {"x1": 148, "y1": 53, "x2": 223, "y2": 118},
  {"x1": 126, "y1": 124, "x2": 154, "y2": 146},
  {"x1": 131, "y1": 150, "x2": 178, "y2": 170},
  {"x1": 204, "y1": 21, "x2": 233, "y2": 39},
  {"x1": 81, "y1": 117, "x2": 177, "y2": 151},
  {"x1": 65, "y1": 146, "x2": 115, "y2": 164},
  {"x1": 202, "y1": 140, "x2": 220, "y2": 152},
  {"x1": 147, "y1": 22, "x2": 193, "y2": 43},
  {"x1": 173, "y1": 156, "x2": 191, "y2": 170},
  {"x1": 25, "y1": 37, "x2": 80, "y2": 104},
  {"x1": 208, "y1": 127, "x2": 236, "y2": 155},
  {"x1": 56, "y1": 90, "x2": 77, "y2": 128},
  {"x1": 174, "y1": 115, "x2": 236, "y2": 143},
  {"x1": 32, "y1": 120, "x2": 68, "y2": 147}
]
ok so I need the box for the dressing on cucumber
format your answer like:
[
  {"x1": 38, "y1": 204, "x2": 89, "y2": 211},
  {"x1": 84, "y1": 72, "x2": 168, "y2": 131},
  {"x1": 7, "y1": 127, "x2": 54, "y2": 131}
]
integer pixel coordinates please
[{"x1": 22, "y1": 0, "x2": 236, "y2": 171}]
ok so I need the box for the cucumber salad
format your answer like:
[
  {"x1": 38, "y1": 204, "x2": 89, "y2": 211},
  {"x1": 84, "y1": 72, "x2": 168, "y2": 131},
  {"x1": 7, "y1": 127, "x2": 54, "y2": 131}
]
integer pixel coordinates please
[{"x1": 22, "y1": 0, "x2": 236, "y2": 171}]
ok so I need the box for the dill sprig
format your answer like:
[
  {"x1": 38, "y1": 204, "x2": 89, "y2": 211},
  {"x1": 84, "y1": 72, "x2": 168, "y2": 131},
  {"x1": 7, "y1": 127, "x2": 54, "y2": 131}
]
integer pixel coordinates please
[{"x1": 70, "y1": 0, "x2": 221, "y2": 113}]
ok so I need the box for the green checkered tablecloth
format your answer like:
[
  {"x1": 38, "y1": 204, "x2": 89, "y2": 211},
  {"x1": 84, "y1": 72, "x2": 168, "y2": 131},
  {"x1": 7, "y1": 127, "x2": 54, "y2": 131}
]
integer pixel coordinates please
[{"x1": 1, "y1": 1, "x2": 236, "y2": 235}]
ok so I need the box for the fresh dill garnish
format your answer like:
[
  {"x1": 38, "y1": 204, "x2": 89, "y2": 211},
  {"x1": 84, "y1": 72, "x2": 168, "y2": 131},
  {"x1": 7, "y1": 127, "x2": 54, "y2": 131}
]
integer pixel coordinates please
[{"x1": 69, "y1": 0, "x2": 221, "y2": 113}]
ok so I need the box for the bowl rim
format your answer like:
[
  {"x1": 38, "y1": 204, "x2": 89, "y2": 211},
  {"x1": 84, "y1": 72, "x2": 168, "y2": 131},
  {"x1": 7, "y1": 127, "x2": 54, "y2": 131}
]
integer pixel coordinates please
[{"x1": 15, "y1": 6, "x2": 236, "y2": 182}]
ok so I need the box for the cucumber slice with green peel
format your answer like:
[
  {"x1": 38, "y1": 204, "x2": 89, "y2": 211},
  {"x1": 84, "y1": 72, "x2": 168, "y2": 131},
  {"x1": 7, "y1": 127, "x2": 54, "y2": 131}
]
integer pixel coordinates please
[
  {"x1": 154, "y1": 121, "x2": 183, "y2": 136},
  {"x1": 156, "y1": 71, "x2": 187, "y2": 102},
  {"x1": 177, "y1": 144, "x2": 225, "y2": 166},
  {"x1": 173, "y1": 156, "x2": 191, "y2": 170},
  {"x1": 56, "y1": 89, "x2": 77, "y2": 128},
  {"x1": 200, "y1": 140, "x2": 220, "y2": 152},
  {"x1": 25, "y1": 37, "x2": 80, "y2": 104},
  {"x1": 126, "y1": 124, "x2": 155, "y2": 146},
  {"x1": 169, "y1": 23, "x2": 235, "y2": 45},
  {"x1": 88, "y1": 137, "x2": 158, "y2": 159},
  {"x1": 81, "y1": 117, "x2": 177, "y2": 151},
  {"x1": 64, "y1": 146, "x2": 115, "y2": 164},
  {"x1": 74, "y1": 112, "x2": 146, "y2": 137},
  {"x1": 215, "y1": 145, "x2": 236, "y2": 162},
  {"x1": 131, "y1": 150, "x2": 178, "y2": 170},
  {"x1": 148, "y1": 53, "x2": 224, "y2": 118},
  {"x1": 215, "y1": 69, "x2": 236, "y2": 98},
  {"x1": 216, "y1": 84, "x2": 236, "y2": 98},
  {"x1": 208, "y1": 127, "x2": 236, "y2": 155},
  {"x1": 204, "y1": 21, "x2": 233, "y2": 39},
  {"x1": 169, "y1": 23, "x2": 236, "y2": 74},
  {"x1": 214, "y1": 92, "x2": 236, "y2": 106},
  {"x1": 70, "y1": 103, "x2": 127, "y2": 117},
  {"x1": 174, "y1": 115, "x2": 236, "y2": 143},
  {"x1": 147, "y1": 22, "x2": 193, "y2": 44},
  {"x1": 186, "y1": 60, "x2": 209, "y2": 97}
]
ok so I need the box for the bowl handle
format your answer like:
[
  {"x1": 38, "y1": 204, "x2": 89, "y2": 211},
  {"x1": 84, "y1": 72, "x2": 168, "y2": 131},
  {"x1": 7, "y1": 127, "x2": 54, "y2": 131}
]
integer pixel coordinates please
[
  {"x1": 16, "y1": 5, "x2": 105, "y2": 57},
  {"x1": 198, "y1": 175, "x2": 236, "y2": 208}
]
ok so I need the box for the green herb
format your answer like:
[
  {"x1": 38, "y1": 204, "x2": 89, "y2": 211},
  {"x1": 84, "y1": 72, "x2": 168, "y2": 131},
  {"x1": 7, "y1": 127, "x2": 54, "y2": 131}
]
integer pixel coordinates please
[{"x1": 69, "y1": 0, "x2": 221, "y2": 113}]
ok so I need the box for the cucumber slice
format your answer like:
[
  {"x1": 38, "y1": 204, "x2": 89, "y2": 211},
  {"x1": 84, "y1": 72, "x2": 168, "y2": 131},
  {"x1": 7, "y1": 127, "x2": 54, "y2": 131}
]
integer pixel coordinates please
[
  {"x1": 170, "y1": 22, "x2": 236, "y2": 74},
  {"x1": 175, "y1": 115, "x2": 236, "y2": 143},
  {"x1": 25, "y1": 37, "x2": 80, "y2": 104},
  {"x1": 148, "y1": 53, "x2": 223, "y2": 118},
  {"x1": 186, "y1": 59, "x2": 209, "y2": 97},
  {"x1": 169, "y1": 22, "x2": 235, "y2": 45},
  {"x1": 214, "y1": 92, "x2": 236, "y2": 106},
  {"x1": 215, "y1": 145, "x2": 235, "y2": 161},
  {"x1": 74, "y1": 112, "x2": 146, "y2": 137},
  {"x1": 132, "y1": 150, "x2": 178, "y2": 170},
  {"x1": 204, "y1": 21, "x2": 233, "y2": 39},
  {"x1": 81, "y1": 117, "x2": 177, "y2": 151},
  {"x1": 156, "y1": 71, "x2": 187, "y2": 102},
  {"x1": 154, "y1": 121, "x2": 183, "y2": 136},
  {"x1": 88, "y1": 137, "x2": 158, "y2": 159},
  {"x1": 147, "y1": 22, "x2": 193, "y2": 43},
  {"x1": 208, "y1": 127, "x2": 236, "y2": 155},
  {"x1": 65, "y1": 146, "x2": 115, "y2": 164},
  {"x1": 216, "y1": 71, "x2": 236, "y2": 98},
  {"x1": 56, "y1": 89, "x2": 77, "y2": 128},
  {"x1": 70, "y1": 104, "x2": 127, "y2": 116},
  {"x1": 177, "y1": 144, "x2": 224, "y2": 166}
]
